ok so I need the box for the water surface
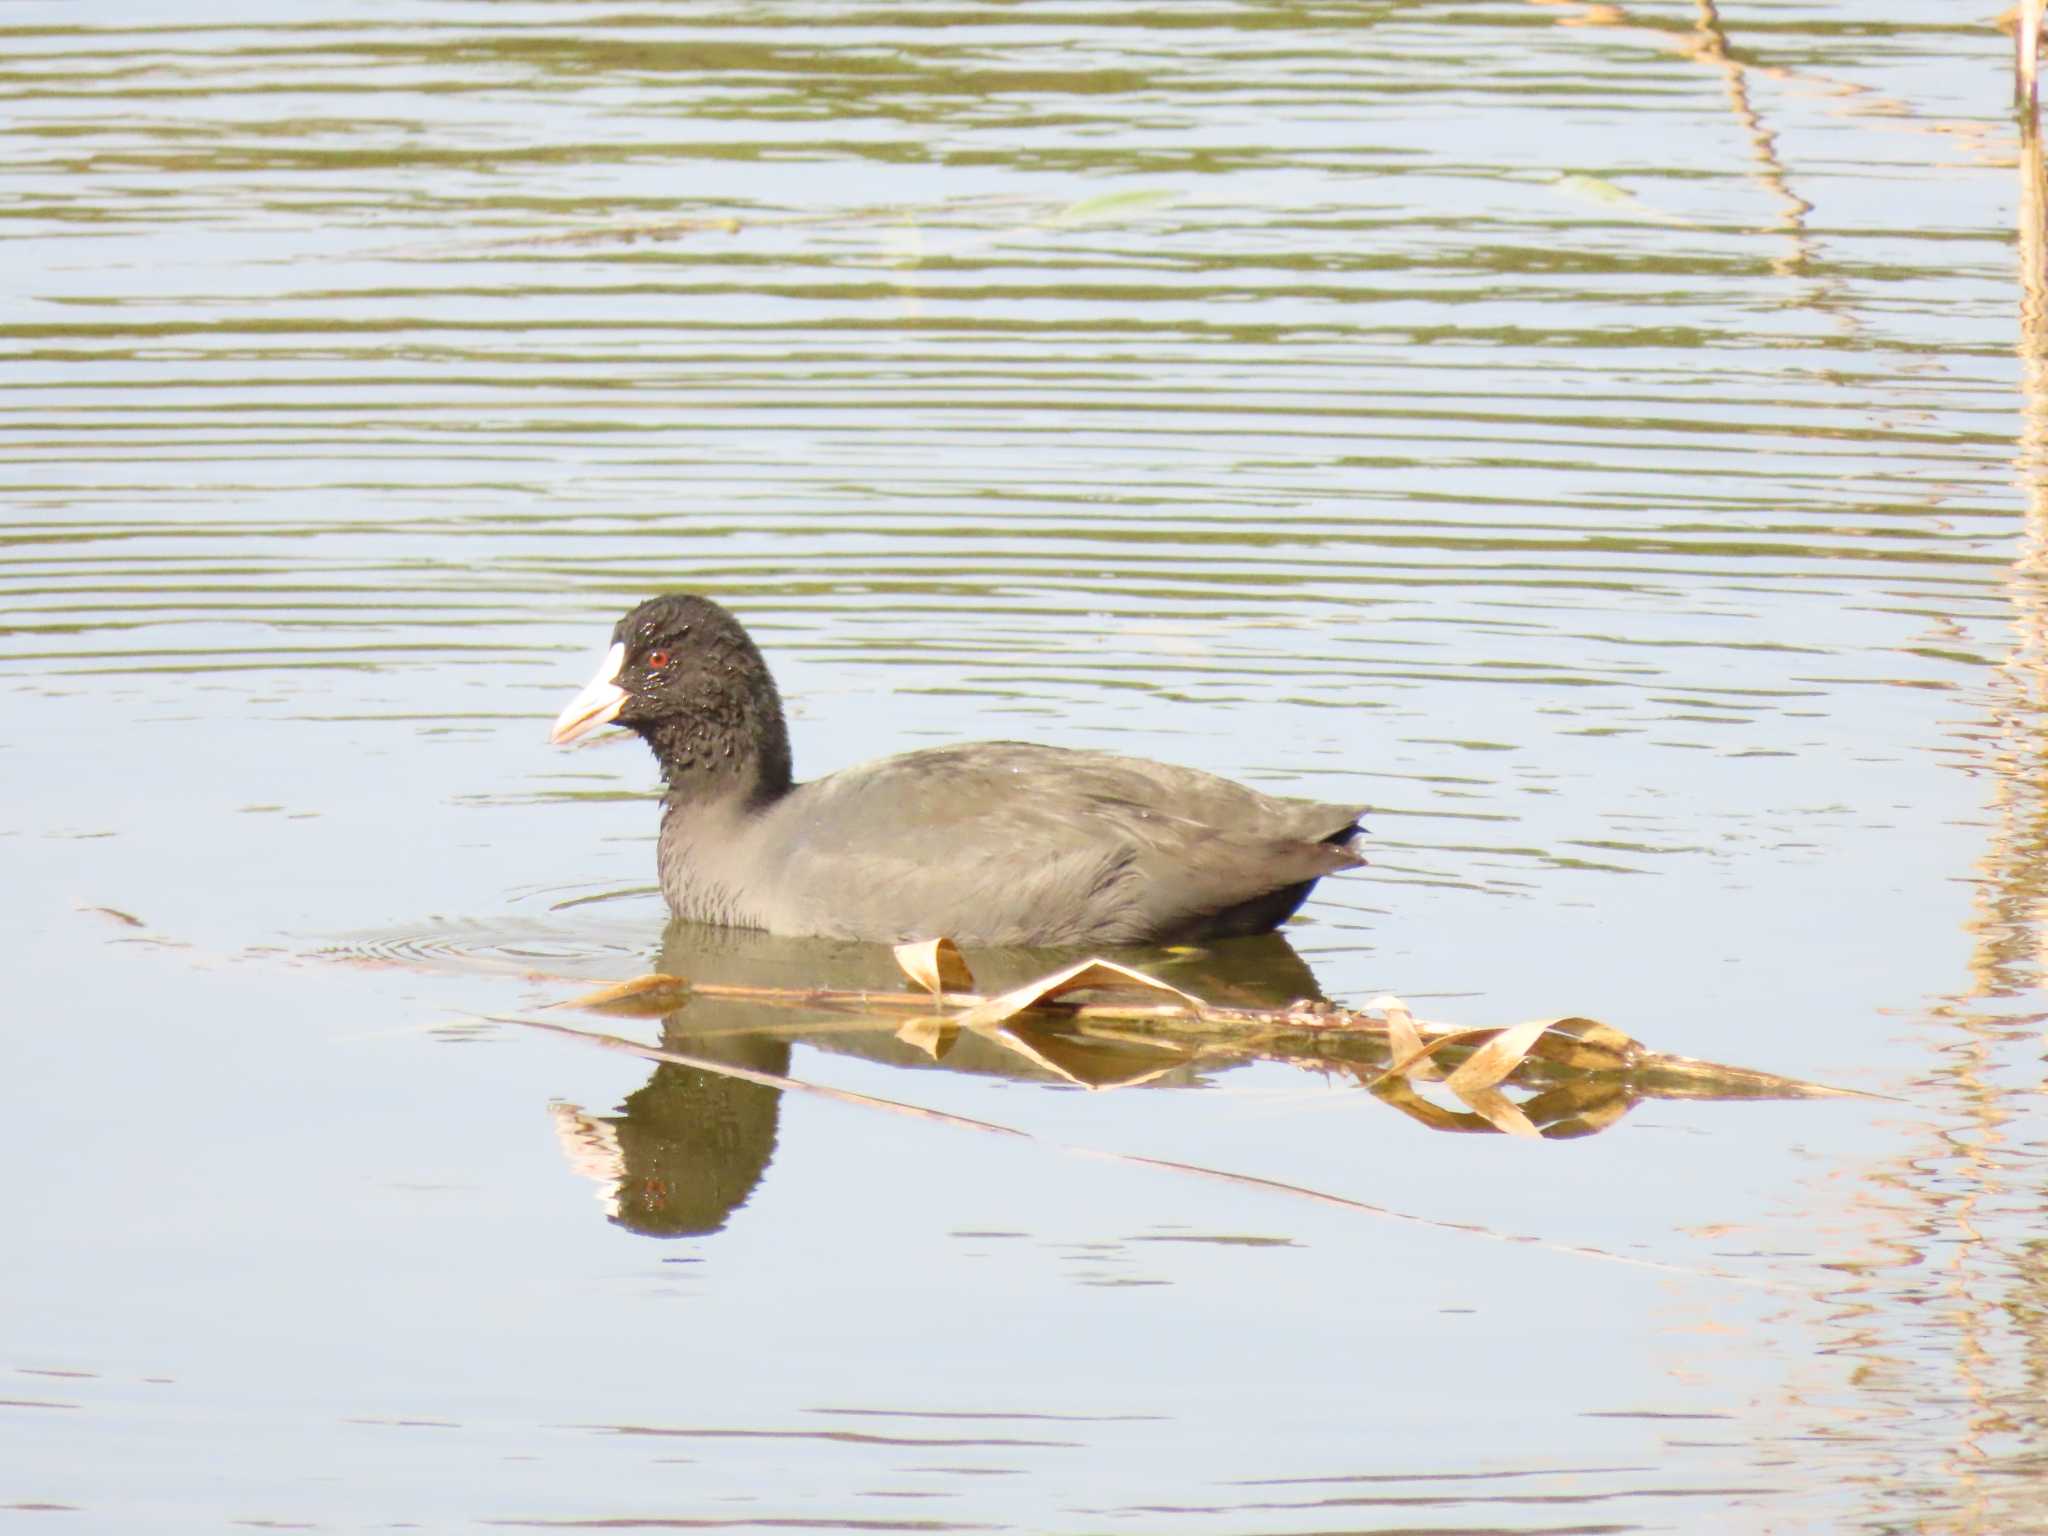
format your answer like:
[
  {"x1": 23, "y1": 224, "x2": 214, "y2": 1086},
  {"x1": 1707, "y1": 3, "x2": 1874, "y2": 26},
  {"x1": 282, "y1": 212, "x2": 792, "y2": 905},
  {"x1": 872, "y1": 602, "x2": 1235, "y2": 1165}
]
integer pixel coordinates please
[{"x1": 3, "y1": 2, "x2": 2043, "y2": 1530}]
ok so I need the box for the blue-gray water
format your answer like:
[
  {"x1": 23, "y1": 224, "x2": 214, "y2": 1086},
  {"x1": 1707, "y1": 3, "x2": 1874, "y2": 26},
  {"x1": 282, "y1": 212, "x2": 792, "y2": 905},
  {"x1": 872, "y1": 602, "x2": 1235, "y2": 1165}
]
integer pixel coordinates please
[{"x1": 5, "y1": 2, "x2": 2044, "y2": 1529}]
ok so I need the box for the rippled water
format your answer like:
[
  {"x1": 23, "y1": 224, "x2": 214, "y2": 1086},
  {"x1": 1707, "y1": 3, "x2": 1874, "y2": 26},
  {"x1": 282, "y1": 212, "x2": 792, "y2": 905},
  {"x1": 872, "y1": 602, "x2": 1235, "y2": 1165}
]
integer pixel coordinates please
[{"x1": 5, "y1": 2, "x2": 2045, "y2": 1530}]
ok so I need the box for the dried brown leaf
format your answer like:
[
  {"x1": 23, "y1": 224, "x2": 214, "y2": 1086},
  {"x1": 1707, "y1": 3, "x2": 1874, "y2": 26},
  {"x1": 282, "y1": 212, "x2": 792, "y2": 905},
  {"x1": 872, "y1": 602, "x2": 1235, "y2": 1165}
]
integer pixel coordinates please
[
  {"x1": 1367, "y1": 1027, "x2": 1496, "y2": 1088},
  {"x1": 893, "y1": 937, "x2": 975, "y2": 996},
  {"x1": 1369, "y1": 1075, "x2": 1494, "y2": 1133},
  {"x1": 953, "y1": 958, "x2": 1207, "y2": 1031},
  {"x1": 1449, "y1": 1082, "x2": 1542, "y2": 1139},
  {"x1": 1371, "y1": 994, "x2": 1442, "y2": 1082},
  {"x1": 894, "y1": 1015, "x2": 960, "y2": 1060},
  {"x1": 1519, "y1": 1078, "x2": 1633, "y2": 1137},
  {"x1": 1445, "y1": 1017, "x2": 1559, "y2": 1095},
  {"x1": 551, "y1": 973, "x2": 692, "y2": 1016},
  {"x1": 991, "y1": 1021, "x2": 1191, "y2": 1089},
  {"x1": 1527, "y1": 1016, "x2": 1637, "y2": 1072}
]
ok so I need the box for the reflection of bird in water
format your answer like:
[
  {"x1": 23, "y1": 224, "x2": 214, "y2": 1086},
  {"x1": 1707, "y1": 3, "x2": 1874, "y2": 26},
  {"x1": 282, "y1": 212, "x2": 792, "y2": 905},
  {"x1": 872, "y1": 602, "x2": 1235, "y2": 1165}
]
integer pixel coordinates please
[
  {"x1": 601, "y1": 1036, "x2": 790, "y2": 1239},
  {"x1": 551, "y1": 593, "x2": 1367, "y2": 947},
  {"x1": 554, "y1": 920, "x2": 1338, "y2": 1240}
]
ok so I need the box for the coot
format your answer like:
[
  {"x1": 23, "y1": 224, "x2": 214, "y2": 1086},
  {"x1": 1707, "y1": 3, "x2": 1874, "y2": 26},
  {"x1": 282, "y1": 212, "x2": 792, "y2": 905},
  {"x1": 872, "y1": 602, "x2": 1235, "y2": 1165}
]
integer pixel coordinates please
[{"x1": 551, "y1": 594, "x2": 1366, "y2": 947}]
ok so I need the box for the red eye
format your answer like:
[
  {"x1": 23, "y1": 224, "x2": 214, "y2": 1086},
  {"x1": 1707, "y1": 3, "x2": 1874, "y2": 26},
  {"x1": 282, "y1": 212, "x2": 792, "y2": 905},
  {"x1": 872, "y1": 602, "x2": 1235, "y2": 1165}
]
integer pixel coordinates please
[{"x1": 646, "y1": 649, "x2": 672, "y2": 670}]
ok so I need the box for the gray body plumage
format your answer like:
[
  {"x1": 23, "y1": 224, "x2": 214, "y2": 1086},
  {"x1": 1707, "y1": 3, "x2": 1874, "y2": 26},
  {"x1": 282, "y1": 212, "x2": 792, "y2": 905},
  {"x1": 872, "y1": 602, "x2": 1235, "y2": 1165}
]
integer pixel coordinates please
[{"x1": 657, "y1": 740, "x2": 1365, "y2": 947}]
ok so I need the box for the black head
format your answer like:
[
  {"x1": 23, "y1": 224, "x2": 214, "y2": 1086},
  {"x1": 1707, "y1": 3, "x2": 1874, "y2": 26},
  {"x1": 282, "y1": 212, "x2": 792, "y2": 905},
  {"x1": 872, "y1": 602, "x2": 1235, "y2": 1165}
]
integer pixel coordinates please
[{"x1": 551, "y1": 593, "x2": 793, "y2": 802}]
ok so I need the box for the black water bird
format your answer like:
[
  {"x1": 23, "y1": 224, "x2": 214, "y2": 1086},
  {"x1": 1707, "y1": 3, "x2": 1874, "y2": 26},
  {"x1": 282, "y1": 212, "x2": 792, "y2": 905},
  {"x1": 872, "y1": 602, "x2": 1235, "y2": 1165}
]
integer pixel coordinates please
[{"x1": 551, "y1": 594, "x2": 1367, "y2": 947}]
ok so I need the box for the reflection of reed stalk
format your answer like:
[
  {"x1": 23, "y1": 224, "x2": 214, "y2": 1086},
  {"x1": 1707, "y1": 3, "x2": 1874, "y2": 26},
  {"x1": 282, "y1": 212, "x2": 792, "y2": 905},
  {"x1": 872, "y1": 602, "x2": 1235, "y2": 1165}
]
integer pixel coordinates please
[
  {"x1": 1867, "y1": 124, "x2": 2048, "y2": 1533},
  {"x1": 2012, "y1": 122, "x2": 2048, "y2": 582},
  {"x1": 2022, "y1": 0, "x2": 2044, "y2": 109},
  {"x1": 1688, "y1": 0, "x2": 1814, "y2": 271},
  {"x1": 1962, "y1": 121, "x2": 2048, "y2": 994}
]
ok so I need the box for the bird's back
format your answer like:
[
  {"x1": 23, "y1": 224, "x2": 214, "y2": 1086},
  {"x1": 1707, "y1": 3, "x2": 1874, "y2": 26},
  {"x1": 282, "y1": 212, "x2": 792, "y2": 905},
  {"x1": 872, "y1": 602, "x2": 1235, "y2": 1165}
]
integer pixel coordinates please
[{"x1": 661, "y1": 741, "x2": 1365, "y2": 947}]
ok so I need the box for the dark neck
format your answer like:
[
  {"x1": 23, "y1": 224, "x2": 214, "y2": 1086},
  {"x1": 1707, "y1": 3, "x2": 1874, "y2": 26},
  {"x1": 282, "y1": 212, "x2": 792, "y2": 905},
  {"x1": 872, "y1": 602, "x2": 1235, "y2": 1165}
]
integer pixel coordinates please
[{"x1": 643, "y1": 695, "x2": 793, "y2": 810}]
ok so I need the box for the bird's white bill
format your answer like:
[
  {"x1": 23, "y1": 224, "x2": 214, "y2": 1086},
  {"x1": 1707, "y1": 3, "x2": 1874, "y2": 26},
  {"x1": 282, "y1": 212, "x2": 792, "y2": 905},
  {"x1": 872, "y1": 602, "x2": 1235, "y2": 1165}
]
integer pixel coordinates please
[{"x1": 550, "y1": 641, "x2": 628, "y2": 744}]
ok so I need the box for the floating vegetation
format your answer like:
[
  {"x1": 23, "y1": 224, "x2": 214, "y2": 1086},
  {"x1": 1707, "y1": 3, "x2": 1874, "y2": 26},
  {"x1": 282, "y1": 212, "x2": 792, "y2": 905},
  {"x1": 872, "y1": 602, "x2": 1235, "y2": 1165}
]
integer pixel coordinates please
[{"x1": 519, "y1": 938, "x2": 1873, "y2": 1143}]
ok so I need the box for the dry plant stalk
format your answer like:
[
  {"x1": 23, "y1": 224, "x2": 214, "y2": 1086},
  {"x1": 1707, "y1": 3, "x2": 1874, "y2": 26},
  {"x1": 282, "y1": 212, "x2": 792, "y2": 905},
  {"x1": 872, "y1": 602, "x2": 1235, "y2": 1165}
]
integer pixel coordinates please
[{"x1": 547, "y1": 944, "x2": 1872, "y2": 1119}]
